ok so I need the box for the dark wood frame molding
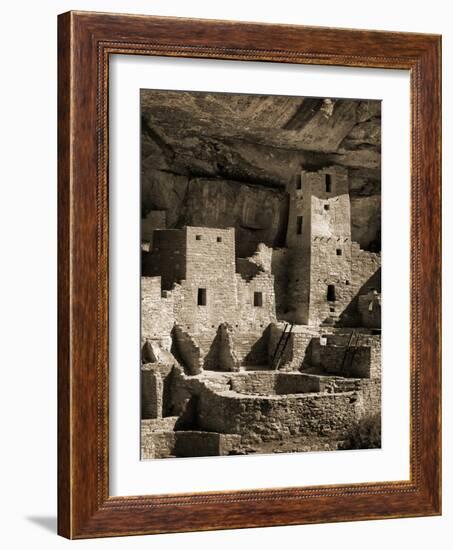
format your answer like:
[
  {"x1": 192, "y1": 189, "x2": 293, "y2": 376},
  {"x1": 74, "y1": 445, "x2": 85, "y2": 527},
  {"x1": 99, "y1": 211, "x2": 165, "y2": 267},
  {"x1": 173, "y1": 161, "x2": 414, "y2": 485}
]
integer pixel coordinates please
[{"x1": 58, "y1": 10, "x2": 441, "y2": 539}]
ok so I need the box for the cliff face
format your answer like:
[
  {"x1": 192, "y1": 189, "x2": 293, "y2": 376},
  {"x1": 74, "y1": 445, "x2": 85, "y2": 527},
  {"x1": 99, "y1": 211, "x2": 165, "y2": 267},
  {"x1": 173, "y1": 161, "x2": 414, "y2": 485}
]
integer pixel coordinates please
[{"x1": 141, "y1": 90, "x2": 381, "y2": 257}]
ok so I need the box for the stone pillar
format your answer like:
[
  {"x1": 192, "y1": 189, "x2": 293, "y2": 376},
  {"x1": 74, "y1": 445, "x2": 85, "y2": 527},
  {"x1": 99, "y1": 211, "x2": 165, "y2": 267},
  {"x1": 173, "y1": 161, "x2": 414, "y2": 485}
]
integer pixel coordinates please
[{"x1": 141, "y1": 369, "x2": 163, "y2": 419}]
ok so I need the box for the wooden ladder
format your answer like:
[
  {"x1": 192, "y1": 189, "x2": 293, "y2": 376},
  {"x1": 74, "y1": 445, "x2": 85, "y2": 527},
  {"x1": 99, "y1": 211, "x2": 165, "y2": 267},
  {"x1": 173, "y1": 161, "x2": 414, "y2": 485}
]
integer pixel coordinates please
[
  {"x1": 271, "y1": 323, "x2": 294, "y2": 370},
  {"x1": 340, "y1": 329, "x2": 361, "y2": 376}
]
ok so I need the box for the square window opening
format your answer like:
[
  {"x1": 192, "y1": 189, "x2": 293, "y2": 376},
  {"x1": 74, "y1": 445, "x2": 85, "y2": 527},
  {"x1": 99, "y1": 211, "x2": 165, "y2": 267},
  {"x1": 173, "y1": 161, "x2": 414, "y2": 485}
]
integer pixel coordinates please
[
  {"x1": 217, "y1": 236, "x2": 222, "y2": 242},
  {"x1": 197, "y1": 288, "x2": 207, "y2": 306},
  {"x1": 336, "y1": 249, "x2": 342, "y2": 256},
  {"x1": 254, "y1": 292, "x2": 263, "y2": 307},
  {"x1": 327, "y1": 284, "x2": 336, "y2": 302},
  {"x1": 196, "y1": 235, "x2": 202, "y2": 241},
  {"x1": 324, "y1": 204, "x2": 330, "y2": 211},
  {"x1": 296, "y1": 215, "x2": 303, "y2": 235}
]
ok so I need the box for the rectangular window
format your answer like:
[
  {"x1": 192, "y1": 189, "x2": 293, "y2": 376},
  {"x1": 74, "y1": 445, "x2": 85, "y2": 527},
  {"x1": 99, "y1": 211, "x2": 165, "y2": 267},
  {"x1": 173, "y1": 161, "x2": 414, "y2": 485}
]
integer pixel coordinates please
[
  {"x1": 296, "y1": 215, "x2": 303, "y2": 235},
  {"x1": 196, "y1": 235, "x2": 202, "y2": 240},
  {"x1": 325, "y1": 173, "x2": 332, "y2": 193},
  {"x1": 327, "y1": 284, "x2": 336, "y2": 302},
  {"x1": 296, "y1": 174, "x2": 302, "y2": 190},
  {"x1": 217, "y1": 236, "x2": 222, "y2": 242},
  {"x1": 254, "y1": 291, "x2": 263, "y2": 307},
  {"x1": 336, "y1": 248, "x2": 342, "y2": 256},
  {"x1": 197, "y1": 288, "x2": 207, "y2": 306}
]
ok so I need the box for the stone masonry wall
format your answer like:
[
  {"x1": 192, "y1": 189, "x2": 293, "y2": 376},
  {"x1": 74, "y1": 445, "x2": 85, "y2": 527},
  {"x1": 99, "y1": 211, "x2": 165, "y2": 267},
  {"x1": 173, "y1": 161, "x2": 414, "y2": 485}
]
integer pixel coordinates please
[
  {"x1": 142, "y1": 229, "x2": 187, "y2": 290},
  {"x1": 351, "y1": 245, "x2": 381, "y2": 292},
  {"x1": 236, "y1": 258, "x2": 261, "y2": 281},
  {"x1": 268, "y1": 323, "x2": 320, "y2": 371},
  {"x1": 340, "y1": 245, "x2": 380, "y2": 326},
  {"x1": 141, "y1": 369, "x2": 163, "y2": 419},
  {"x1": 308, "y1": 236, "x2": 352, "y2": 325},
  {"x1": 358, "y1": 291, "x2": 381, "y2": 328},
  {"x1": 181, "y1": 227, "x2": 237, "y2": 329},
  {"x1": 195, "y1": 327, "x2": 271, "y2": 369},
  {"x1": 271, "y1": 248, "x2": 290, "y2": 316},
  {"x1": 306, "y1": 168, "x2": 352, "y2": 325},
  {"x1": 197, "y1": 388, "x2": 368, "y2": 444},
  {"x1": 310, "y1": 332, "x2": 381, "y2": 379},
  {"x1": 357, "y1": 379, "x2": 381, "y2": 418},
  {"x1": 141, "y1": 276, "x2": 175, "y2": 349},
  {"x1": 285, "y1": 166, "x2": 353, "y2": 325},
  {"x1": 217, "y1": 323, "x2": 241, "y2": 371},
  {"x1": 230, "y1": 371, "x2": 323, "y2": 395},
  {"x1": 141, "y1": 363, "x2": 174, "y2": 419},
  {"x1": 142, "y1": 225, "x2": 277, "y2": 372},
  {"x1": 235, "y1": 272, "x2": 276, "y2": 328},
  {"x1": 144, "y1": 227, "x2": 276, "y2": 338},
  {"x1": 141, "y1": 422, "x2": 241, "y2": 459}
]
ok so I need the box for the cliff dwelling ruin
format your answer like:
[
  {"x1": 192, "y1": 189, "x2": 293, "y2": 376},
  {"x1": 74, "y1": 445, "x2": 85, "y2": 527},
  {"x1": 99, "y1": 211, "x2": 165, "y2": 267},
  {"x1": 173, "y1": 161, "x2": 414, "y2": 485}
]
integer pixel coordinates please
[{"x1": 140, "y1": 90, "x2": 381, "y2": 458}]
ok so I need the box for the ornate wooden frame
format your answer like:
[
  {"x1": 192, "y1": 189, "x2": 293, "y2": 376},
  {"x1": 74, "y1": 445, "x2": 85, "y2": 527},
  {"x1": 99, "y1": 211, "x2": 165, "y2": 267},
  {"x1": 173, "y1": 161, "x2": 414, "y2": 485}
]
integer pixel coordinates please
[{"x1": 58, "y1": 10, "x2": 442, "y2": 539}]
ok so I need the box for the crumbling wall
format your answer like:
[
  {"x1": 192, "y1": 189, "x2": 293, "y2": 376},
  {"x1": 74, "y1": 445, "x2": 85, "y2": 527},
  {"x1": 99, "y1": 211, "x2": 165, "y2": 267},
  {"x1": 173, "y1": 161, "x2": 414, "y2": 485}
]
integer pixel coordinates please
[
  {"x1": 236, "y1": 258, "x2": 261, "y2": 281},
  {"x1": 246, "y1": 242, "x2": 273, "y2": 272},
  {"x1": 171, "y1": 325, "x2": 272, "y2": 371},
  {"x1": 141, "y1": 369, "x2": 163, "y2": 419},
  {"x1": 172, "y1": 325, "x2": 204, "y2": 375},
  {"x1": 141, "y1": 276, "x2": 175, "y2": 343},
  {"x1": 236, "y1": 271, "x2": 276, "y2": 328},
  {"x1": 217, "y1": 323, "x2": 241, "y2": 371},
  {"x1": 142, "y1": 227, "x2": 277, "y2": 347},
  {"x1": 141, "y1": 363, "x2": 174, "y2": 419},
  {"x1": 232, "y1": 329, "x2": 270, "y2": 366}
]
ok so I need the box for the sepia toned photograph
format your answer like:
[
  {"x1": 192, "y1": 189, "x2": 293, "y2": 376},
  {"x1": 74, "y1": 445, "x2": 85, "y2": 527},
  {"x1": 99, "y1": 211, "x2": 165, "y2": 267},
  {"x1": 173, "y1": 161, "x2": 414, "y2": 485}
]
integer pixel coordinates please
[{"x1": 140, "y1": 89, "x2": 381, "y2": 459}]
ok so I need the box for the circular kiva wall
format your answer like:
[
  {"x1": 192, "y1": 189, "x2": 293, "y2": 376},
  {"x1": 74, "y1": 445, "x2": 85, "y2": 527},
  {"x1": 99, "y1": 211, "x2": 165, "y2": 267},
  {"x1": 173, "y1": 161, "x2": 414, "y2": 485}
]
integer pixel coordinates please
[{"x1": 197, "y1": 382, "x2": 373, "y2": 444}]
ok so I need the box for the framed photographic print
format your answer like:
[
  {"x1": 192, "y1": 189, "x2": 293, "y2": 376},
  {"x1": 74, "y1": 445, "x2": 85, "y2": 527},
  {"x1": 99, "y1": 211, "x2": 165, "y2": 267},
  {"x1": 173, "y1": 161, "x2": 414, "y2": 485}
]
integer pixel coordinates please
[{"x1": 58, "y1": 11, "x2": 441, "y2": 539}]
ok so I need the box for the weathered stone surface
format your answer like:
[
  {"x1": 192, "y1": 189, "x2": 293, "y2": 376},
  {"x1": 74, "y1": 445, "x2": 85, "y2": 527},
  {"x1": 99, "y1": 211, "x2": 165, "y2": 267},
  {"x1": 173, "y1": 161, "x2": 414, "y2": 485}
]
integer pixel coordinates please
[
  {"x1": 197, "y1": 384, "x2": 379, "y2": 445},
  {"x1": 139, "y1": 90, "x2": 382, "y2": 459},
  {"x1": 141, "y1": 90, "x2": 381, "y2": 252},
  {"x1": 351, "y1": 195, "x2": 381, "y2": 250},
  {"x1": 217, "y1": 323, "x2": 241, "y2": 372}
]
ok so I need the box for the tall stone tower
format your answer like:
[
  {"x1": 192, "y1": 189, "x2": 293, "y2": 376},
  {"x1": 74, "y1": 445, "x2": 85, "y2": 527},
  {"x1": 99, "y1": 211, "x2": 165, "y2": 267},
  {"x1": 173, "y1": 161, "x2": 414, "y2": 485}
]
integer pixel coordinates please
[{"x1": 286, "y1": 166, "x2": 352, "y2": 325}]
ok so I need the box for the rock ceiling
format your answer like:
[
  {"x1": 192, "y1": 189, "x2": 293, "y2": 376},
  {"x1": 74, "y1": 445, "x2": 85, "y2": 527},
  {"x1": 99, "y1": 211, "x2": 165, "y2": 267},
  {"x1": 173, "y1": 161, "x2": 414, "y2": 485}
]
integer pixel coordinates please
[{"x1": 141, "y1": 90, "x2": 381, "y2": 257}]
